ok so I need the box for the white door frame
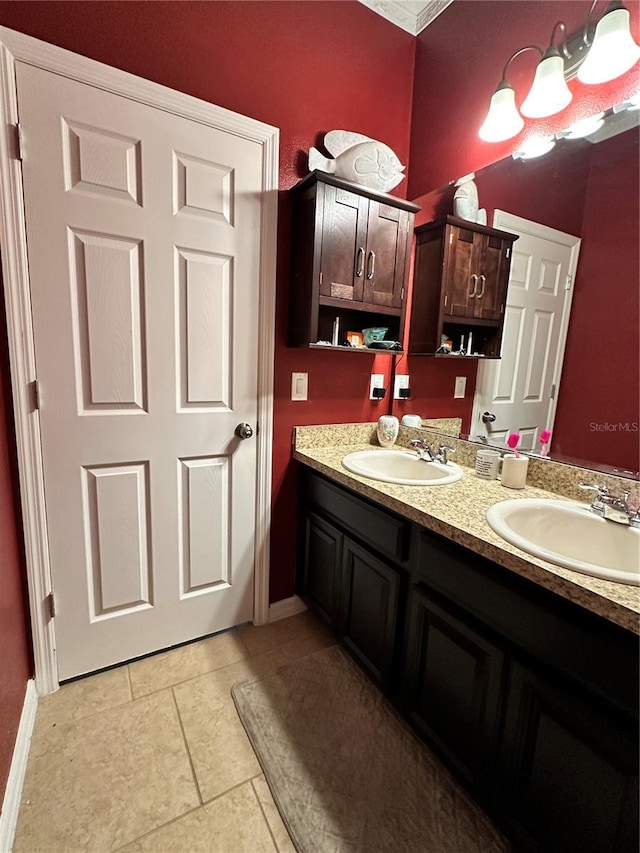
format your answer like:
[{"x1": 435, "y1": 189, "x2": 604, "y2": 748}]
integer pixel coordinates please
[
  {"x1": 470, "y1": 209, "x2": 581, "y2": 445},
  {"x1": 0, "y1": 27, "x2": 279, "y2": 695}
]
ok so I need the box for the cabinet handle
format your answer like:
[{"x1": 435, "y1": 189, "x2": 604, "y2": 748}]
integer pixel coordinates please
[
  {"x1": 366, "y1": 250, "x2": 376, "y2": 280},
  {"x1": 355, "y1": 247, "x2": 365, "y2": 277},
  {"x1": 477, "y1": 274, "x2": 486, "y2": 298},
  {"x1": 469, "y1": 273, "x2": 478, "y2": 297}
]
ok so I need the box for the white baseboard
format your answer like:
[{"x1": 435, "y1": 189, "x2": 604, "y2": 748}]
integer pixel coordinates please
[
  {"x1": 0, "y1": 679, "x2": 37, "y2": 853},
  {"x1": 268, "y1": 594, "x2": 307, "y2": 622}
]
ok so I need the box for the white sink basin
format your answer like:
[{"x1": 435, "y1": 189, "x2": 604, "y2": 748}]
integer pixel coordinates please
[
  {"x1": 342, "y1": 449, "x2": 463, "y2": 486},
  {"x1": 487, "y1": 499, "x2": 640, "y2": 585}
]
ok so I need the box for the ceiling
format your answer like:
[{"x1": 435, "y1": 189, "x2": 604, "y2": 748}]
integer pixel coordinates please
[{"x1": 358, "y1": 0, "x2": 453, "y2": 35}]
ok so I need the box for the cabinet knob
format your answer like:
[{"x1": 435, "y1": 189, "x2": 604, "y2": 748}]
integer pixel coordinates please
[
  {"x1": 477, "y1": 274, "x2": 486, "y2": 298},
  {"x1": 469, "y1": 273, "x2": 478, "y2": 297},
  {"x1": 355, "y1": 247, "x2": 365, "y2": 277}
]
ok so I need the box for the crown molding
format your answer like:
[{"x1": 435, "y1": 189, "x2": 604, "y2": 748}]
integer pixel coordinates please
[{"x1": 358, "y1": 0, "x2": 453, "y2": 35}]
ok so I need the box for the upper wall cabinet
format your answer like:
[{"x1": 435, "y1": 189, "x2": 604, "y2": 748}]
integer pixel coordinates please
[
  {"x1": 289, "y1": 171, "x2": 419, "y2": 350},
  {"x1": 408, "y1": 216, "x2": 518, "y2": 358}
]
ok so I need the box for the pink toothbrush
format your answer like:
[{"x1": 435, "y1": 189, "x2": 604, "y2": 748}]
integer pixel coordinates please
[
  {"x1": 539, "y1": 429, "x2": 552, "y2": 457},
  {"x1": 506, "y1": 431, "x2": 521, "y2": 458}
]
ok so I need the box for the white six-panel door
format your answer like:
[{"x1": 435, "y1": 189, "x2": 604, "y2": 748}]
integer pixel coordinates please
[
  {"x1": 16, "y1": 61, "x2": 265, "y2": 680},
  {"x1": 471, "y1": 211, "x2": 581, "y2": 453}
]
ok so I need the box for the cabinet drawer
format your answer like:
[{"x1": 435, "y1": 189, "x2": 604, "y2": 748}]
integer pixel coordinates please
[
  {"x1": 303, "y1": 471, "x2": 410, "y2": 564},
  {"x1": 413, "y1": 528, "x2": 639, "y2": 718}
]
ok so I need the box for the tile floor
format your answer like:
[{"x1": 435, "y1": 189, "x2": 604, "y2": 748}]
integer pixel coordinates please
[{"x1": 13, "y1": 611, "x2": 335, "y2": 853}]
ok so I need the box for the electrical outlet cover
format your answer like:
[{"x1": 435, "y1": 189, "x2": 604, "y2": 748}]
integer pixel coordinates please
[{"x1": 393, "y1": 374, "x2": 410, "y2": 399}]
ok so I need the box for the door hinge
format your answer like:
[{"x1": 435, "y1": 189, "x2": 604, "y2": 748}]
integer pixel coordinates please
[
  {"x1": 319, "y1": 271, "x2": 323, "y2": 287},
  {"x1": 550, "y1": 383, "x2": 557, "y2": 400},
  {"x1": 30, "y1": 379, "x2": 41, "y2": 410},
  {"x1": 565, "y1": 274, "x2": 572, "y2": 291},
  {"x1": 12, "y1": 124, "x2": 24, "y2": 161},
  {"x1": 506, "y1": 246, "x2": 511, "y2": 259},
  {"x1": 256, "y1": 420, "x2": 260, "y2": 436},
  {"x1": 46, "y1": 591, "x2": 56, "y2": 619},
  {"x1": 400, "y1": 287, "x2": 404, "y2": 302}
]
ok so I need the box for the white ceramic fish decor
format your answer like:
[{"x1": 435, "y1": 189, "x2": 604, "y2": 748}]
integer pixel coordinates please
[
  {"x1": 308, "y1": 130, "x2": 405, "y2": 192},
  {"x1": 453, "y1": 173, "x2": 487, "y2": 225}
]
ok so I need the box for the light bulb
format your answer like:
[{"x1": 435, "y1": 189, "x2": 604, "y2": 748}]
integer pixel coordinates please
[
  {"x1": 578, "y1": 6, "x2": 640, "y2": 84},
  {"x1": 521, "y1": 50, "x2": 573, "y2": 118},
  {"x1": 479, "y1": 82, "x2": 524, "y2": 142}
]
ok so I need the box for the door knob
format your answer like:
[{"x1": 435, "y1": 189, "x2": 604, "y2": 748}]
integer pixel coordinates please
[
  {"x1": 235, "y1": 423, "x2": 253, "y2": 439},
  {"x1": 482, "y1": 411, "x2": 496, "y2": 423}
]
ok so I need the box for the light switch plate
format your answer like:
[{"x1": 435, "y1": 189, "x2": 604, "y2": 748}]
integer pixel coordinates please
[
  {"x1": 454, "y1": 376, "x2": 466, "y2": 399},
  {"x1": 291, "y1": 372, "x2": 308, "y2": 401},
  {"x1": 393, "y1": 374, "x2": 410, "y2": 399}
]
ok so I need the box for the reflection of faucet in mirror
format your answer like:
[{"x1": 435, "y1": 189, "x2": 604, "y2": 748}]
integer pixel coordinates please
[
  {"x1": 579, "y1": 483, "x2": 640, "y2": 528},
  {"x1": 395, "y1": 112, "x2": 639, "y2": 478}
]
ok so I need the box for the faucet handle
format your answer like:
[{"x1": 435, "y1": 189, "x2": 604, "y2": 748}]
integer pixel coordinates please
[{"x1": 437, "y1": 444, "x2": 455, "y2": 465}]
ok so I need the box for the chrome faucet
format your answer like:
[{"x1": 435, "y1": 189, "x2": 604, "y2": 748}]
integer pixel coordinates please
[
  {"x1": 409, "y1": 439, "x2": 455, "y2": 465},
  {"x1": 579, "y1": 483, "x2": 640, "y2": 528}
]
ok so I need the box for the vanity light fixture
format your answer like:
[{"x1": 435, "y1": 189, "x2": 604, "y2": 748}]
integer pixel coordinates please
[
  {"x1": 521, "y1": 24, "x2": 573, "y2": 118},
  {"x1": 479, "y1": 47, "x2": 537, "y2": 142},
  {"x1": 479, "y1": 0, "x2": 640, "y2": 142},
  {"x1": 557, "y1": 112, "x2": 606, "y2": 138},
  {"x1": 512, "y1": 136, "x2": 556, "y2": 160},
  {"x1": 577, "y1": 1, "x2": 640, "y2": 83}
]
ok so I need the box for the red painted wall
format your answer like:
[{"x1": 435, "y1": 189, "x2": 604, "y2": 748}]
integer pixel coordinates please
[
  {"x1": 0, "y1": 297, "x2": 31, "y2": 808},
  {"x1": 553, "y1": 128, "x2": 640, "y2": 471},
  {"x1": 409, "y1": 0, "x2": 640, "y2": 197},
  {"x1": 409, "y1": 0, "x2": 640, "y2": 469}
]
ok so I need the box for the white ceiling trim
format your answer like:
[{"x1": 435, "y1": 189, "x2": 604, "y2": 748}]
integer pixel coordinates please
[{"x1": 358, "y1": 0, "x2": 453, "y2": 36}]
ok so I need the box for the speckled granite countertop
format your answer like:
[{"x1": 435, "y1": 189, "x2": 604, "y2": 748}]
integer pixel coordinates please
[{"x1": 293, "y1": 424, "x2": 640, "y2": 635}]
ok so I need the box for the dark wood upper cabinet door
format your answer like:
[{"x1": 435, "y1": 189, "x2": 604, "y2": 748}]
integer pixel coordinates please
[
  {"x1": 474, "y1": 234, "x2": 512, "y2": 321},
  {"x1": 443, "y1": 224, "x2": 479, "y2": 317},
  {"x1": 364, "y1": 202, "x2": 410, "y2": 309},
  {"x1": 319, "y1": 184, "x2": 368, "y2": 303}
]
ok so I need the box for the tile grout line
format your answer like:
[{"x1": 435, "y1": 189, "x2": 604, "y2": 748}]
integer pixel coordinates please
[
  {"x1": 170, "y1": 687, "x2": 204, "y2": 806},
  {"x1": 250, "y1": 777, "x2": 282, "y2": 853},
  {"x1": 110, "y1": 803, "x2": 204, "y2": 852},
  {"x1": 125, "y1": 664, "x2": 134, "y2": 701}
]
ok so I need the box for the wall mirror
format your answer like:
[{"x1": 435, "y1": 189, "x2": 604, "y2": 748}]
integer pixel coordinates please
[{"x1": 394, "y1": 109, "x2": 639, "y2": 477}]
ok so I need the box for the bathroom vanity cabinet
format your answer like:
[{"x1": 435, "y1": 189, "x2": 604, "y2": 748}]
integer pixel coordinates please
[
  {"x1": 300, "y1": 470, "x2": 410, "y2": 689},
  {"x1": 288, "y1": 171, "x2": 419, "y2": 350},
  {"x1": 408, "y1": 216, "x2": 518, "y2": 356},
  {"x1": 297, "y1": 467, "x2": 639, "y2": 853}
]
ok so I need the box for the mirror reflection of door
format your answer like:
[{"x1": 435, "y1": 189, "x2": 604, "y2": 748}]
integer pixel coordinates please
[{"x1": 471, "y1": 211, "x2": 581, "y2": 454}]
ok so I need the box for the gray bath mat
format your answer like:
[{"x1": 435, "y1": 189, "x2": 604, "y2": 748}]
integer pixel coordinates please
[{"x1": 231, "y1": 645, "x2": 510, "y2": 853}]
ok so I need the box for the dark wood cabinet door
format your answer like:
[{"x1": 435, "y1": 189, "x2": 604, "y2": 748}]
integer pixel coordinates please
[
  {"x1": 495, "y1": 661, "x2": 639, "y2": 853},
  {"x1": 319, "y1": 184, "x2": 368, "y2": 303},
  {"x1": 302, "y1": 511, "x2": 343, "y2": 629},
  {"x1": 364, "y1": 201, "x2": 410, "y2": 309},
  {"x1": 338, "y1": 537, "x2": 402, "y2": 689},
  {"x1": 443, "y1": 223, "x2": 479, "y2": 317},
  {"x1": 403, "y1": 585, "x2": 505, "y2": 794},
  {"x1": 474, "y1": 234, "x2": 512, "y2": 321}
]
